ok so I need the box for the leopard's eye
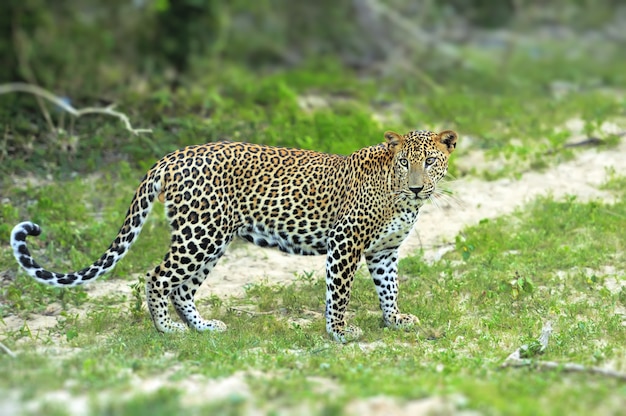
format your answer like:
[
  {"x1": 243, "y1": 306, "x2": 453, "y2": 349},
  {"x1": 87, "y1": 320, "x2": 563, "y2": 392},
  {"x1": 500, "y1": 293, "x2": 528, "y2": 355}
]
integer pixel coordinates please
[
  {"x1": 399, "y1": 158, "x2": 409, "y2": 167},
  {"x1": 425, "y1": 157, "x2": 437, "y2": 166}
]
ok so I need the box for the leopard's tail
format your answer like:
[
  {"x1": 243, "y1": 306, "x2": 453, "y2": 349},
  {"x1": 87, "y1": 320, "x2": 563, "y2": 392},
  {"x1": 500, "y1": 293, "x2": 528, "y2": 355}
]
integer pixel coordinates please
[{"x1": 10, "y1": 165, "x2": 164, "y2": 287}]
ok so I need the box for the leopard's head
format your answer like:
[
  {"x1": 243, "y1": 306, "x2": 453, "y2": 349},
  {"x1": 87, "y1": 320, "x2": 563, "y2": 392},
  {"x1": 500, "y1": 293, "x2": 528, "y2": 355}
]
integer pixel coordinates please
[{"x1": 384, "y1": 129, "x2": 457, "y2": 202}]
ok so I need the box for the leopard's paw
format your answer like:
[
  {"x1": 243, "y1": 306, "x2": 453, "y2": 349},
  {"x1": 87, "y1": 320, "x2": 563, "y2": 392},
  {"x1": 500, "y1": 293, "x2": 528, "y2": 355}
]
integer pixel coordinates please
[
  {"x1": 200, "y1": 319, "x2": 227, "y2": 332},
  {"x1": 385, "y1": 313, "x2": 420, "y2": 329},
  {"x1": 330, "y1": 324, "x2": 363, "y2": 343}
]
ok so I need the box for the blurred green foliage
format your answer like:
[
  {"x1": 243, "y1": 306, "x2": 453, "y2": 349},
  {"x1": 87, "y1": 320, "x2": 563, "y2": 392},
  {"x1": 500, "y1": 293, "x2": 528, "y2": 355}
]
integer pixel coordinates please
[{"x1": 0, "y1": 0, "x2": 624, "y2": 178}]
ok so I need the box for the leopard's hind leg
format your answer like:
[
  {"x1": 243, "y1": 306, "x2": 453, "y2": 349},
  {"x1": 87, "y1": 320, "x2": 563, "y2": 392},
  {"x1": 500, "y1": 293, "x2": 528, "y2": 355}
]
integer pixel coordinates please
[
  {"x1": 145, "y1": 240, "x2": 203, "y2": 333},
  {"x1": 169, "y1": 244, "x2": 230, "y2": 332},
  {"x1": 145, "y1": 263, "x2": 186, "y2": 333}
]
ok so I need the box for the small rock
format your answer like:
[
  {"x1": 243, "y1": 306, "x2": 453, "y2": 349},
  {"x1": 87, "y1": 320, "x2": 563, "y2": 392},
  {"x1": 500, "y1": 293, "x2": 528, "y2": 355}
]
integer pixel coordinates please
[{"x1": 43, "y1": 303, "x2": 62, "y2": 316}]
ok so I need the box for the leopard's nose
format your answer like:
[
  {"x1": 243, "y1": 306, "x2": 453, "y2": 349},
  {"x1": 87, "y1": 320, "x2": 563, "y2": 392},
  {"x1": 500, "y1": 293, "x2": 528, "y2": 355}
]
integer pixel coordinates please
[{"x1": 409, "y1": 186, "x2": 424, "y2": 197}]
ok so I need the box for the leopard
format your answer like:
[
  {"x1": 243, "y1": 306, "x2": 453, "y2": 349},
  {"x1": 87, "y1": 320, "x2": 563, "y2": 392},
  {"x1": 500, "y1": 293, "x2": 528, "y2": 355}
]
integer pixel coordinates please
[{"x1": 10, "y1": 129, "x2": 457, "y2": 342}]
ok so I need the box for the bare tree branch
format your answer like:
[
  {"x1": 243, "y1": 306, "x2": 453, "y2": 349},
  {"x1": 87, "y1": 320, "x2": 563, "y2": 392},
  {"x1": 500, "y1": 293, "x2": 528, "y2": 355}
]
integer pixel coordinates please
[{"x1": 0, "y1": 83, "x2": 152, "y2": 135}]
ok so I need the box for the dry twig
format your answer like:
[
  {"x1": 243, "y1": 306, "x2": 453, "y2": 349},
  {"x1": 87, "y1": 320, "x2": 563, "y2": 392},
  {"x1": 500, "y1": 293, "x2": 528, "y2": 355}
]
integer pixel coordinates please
[
  {"x1": 228, "y1": 306, "x2": 276, "y2": 316},
  {"x1": 0, "y1": 341, "x2": 16, "y2": 359},
  {"x1": 501, "y1": 321, "x2": 626, "y2": 381},
  {"x1": 0, "y1": 83, "x2": 152, "y2": 135},
  {"x1": 563, "y1": 131, "x2": 626, "y2": 149}
]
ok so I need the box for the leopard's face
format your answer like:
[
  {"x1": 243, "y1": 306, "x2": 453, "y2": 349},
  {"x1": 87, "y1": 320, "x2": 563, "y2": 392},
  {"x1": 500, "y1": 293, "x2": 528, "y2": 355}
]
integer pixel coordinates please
[{"x1": 385, "y1": 130, "x2": 457, "y2": 203}]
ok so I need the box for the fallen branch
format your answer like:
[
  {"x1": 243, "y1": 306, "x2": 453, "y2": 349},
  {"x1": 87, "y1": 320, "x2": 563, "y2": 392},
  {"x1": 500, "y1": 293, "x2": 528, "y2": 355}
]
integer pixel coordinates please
[
  {"x1": 501, "y1": 321, "x2": 626, "y2": 382},
  {"x1": 0, "y1": 83, "x2": 152, "y2": 135},
  {"x1": 563, "y1": 131, "x2": 626, "y2": 149},
  {"x1": 0, "y1": 341, "x2": 16, "y2": 359},
  {"x1": 228, "y1": 306, "x2": 276, "y2": 316}
]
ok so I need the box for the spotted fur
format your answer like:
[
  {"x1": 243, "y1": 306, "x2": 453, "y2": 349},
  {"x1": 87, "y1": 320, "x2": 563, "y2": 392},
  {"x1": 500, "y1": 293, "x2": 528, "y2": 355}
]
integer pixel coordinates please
[{"x1": 10, "y1": 129, "x2": 457, "y2": 342}]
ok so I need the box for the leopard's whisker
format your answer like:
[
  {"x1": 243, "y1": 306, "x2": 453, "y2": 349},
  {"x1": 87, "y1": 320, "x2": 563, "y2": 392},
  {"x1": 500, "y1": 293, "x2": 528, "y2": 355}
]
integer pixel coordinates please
[{"x1": 431, "y1": 189, "x2": 464, "y2": 210}]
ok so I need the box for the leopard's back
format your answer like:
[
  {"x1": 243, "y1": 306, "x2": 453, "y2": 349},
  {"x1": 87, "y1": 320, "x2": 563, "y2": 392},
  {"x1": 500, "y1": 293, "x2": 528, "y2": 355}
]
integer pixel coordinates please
[{"x1": 159, "y1": 141, "x2": 348, "y2": 256}]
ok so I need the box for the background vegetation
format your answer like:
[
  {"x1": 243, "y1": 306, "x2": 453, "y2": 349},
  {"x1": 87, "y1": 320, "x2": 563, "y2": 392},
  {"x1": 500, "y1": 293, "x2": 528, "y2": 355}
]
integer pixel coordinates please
[{"x1": 1, "y1": 0, "x2": 625, "y2": 415}]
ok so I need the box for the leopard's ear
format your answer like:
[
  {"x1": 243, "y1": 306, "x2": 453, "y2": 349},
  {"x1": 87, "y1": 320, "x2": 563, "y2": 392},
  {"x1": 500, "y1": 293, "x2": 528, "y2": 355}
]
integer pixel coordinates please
[
  {"x1": 435, "y1": 130, "x2": 458, "y2": 154},
  {"x1": 384, "y1": 131, "x2": 404, "y2": 150}
]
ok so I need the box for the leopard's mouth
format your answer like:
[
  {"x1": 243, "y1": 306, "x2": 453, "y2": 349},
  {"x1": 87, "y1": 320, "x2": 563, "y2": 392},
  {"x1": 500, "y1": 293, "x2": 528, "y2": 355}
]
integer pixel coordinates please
[
  {"x1": 412, "y1": 191, "x2": 430, "y2": 201},
  {"x1": 404, "y1": 192, "x2": 428, "y2": 203}
]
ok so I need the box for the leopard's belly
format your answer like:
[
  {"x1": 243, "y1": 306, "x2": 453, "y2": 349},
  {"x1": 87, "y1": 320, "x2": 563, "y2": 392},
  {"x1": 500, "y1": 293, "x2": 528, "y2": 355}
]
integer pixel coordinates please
[{"x1": 237, "y1": 221, "x2": 329, "y2": 255}]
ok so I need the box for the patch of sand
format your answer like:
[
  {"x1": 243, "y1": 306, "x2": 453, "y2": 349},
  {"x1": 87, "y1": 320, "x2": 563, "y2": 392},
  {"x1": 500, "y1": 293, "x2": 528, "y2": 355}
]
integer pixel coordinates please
[{"x1": 344, "y1": 394, "x2": 474, "y2": 416}]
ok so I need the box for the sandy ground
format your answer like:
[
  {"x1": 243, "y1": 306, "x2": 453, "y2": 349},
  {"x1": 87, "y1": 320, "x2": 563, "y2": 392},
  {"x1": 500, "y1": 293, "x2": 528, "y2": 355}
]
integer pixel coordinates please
[{"x1": 2, "y1": 119, "x2": 626, "y2": 415}]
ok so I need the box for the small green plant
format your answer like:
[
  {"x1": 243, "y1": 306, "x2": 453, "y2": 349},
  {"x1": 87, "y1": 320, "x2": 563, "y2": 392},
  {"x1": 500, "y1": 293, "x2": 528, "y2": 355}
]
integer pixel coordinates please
[
  {"x1": 54, "y1": 312, "x2": 80, "y2": 342},
  {"x1": 600, "y1": 169, "x2": 626, "y2": 195},
  {"x1": 460, "y1": 242, "x2": 475, "y2": 261},
  {"x1": 129, "y1": 274, "x2": 146, "y2": 321},
  {"x1": 508, "y1": 271, "x2": 535, "y2": 299}
]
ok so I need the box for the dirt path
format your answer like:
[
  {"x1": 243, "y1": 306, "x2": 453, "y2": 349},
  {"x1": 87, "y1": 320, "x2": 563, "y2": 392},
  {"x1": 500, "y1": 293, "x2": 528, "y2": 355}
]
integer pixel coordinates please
[{"x1": 3, "y1": 120, "x2": 626, "y2": 334}]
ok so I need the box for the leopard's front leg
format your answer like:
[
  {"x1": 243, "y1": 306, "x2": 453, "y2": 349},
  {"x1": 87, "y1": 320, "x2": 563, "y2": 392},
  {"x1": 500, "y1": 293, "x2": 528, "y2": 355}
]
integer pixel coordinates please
[
  {"x1": 325, "y1": 228, "x2": 363, "y2": 343},
  {"x1": 365, "y1": 249, "x2": 419, "y2": 329}
]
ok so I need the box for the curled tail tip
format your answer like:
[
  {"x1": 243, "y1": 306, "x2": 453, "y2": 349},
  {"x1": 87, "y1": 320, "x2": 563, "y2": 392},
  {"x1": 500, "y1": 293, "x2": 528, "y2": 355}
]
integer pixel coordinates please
[{"x1": 12, "y1": 221, "x2": 42, "y2": 240}]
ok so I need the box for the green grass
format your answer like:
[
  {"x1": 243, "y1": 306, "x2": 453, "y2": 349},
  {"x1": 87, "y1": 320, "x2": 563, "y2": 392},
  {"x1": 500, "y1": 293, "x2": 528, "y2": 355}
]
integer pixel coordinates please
[
  {"x1": 2, "y1": 24, "x2": 626, "y2": 416},
  {"x1": 2, "y1": 181, "x2": 626, "y2": 414}
]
